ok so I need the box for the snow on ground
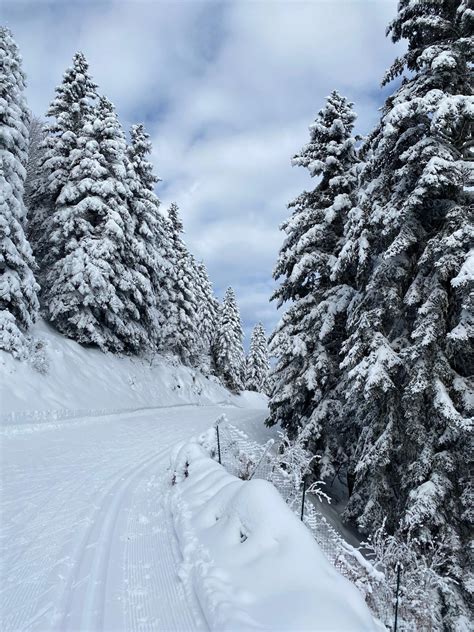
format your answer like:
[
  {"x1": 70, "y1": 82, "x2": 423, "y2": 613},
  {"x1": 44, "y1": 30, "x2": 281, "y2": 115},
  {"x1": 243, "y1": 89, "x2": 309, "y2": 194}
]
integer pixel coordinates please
[
  {"x1": 1, "y1": 405, "x2": 269, "y2": 632},
  {"x1": 0, "y1": 319, "x2": 272, "y2": 631},
  {"x1": 0, "y1": 319, "x2": 372, "y2": 631},
  {"x1": 169, "y1": 435, "x2": 377, "y2": 631}
]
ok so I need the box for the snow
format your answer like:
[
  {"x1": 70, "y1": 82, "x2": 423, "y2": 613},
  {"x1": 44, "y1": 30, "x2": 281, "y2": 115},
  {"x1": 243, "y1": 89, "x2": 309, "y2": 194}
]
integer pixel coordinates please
[
  {"x1": 1, "y1": 319, "x2": 377, "y2": 631},
  {"x1": 451, "y1": 249, "x2": 474, "y2": 287},
  {"x1": 0, "y1": 319, "x2": 265, "y2": 427},
  {"x1": 0, "y1": 320, "x2": 270, "y2": 631},
  {"x1": 431, "y1": 50, "x2": 457, "y2": 71},
  {"x1": 169, "y1": 436, "x2": 377, "y2": 631},
  {"x1": 1, "y1": 404, "x2": 269, "y2": 631}
]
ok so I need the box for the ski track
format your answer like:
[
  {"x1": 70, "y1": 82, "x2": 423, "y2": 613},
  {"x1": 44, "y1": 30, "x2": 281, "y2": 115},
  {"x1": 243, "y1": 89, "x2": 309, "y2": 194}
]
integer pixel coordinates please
[{"x1": 0, "y1": 405, "x2": 267, "y2": 632}]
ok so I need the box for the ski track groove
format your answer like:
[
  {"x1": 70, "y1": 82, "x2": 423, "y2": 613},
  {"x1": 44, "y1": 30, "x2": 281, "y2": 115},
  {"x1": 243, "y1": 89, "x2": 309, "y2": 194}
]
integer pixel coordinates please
[
  {"x1": 3, "y1": 465, "x2": 111, "y2": 572},
  {"x1": 2, "y1": 457, "x2": 153, "y2": 631},
  {"x1": 57, "y1": 450, "x2": 164, "y2": 631},
  {"x1": 77, "y1": 449, "x2": 170, "y2": 632}
]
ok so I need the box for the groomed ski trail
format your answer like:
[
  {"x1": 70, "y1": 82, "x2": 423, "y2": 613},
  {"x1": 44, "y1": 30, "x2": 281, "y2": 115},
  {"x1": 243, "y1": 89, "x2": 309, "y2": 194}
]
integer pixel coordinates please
[{"x1": 0, "y1": 405, "x2": 268, "y2": 632}]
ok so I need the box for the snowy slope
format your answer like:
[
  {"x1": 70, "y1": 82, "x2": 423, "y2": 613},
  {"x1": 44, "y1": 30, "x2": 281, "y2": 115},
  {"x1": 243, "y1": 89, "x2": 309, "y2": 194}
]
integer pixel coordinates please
[{"x1": 0, "y1": 319, "x2": 266, "y2": 429}]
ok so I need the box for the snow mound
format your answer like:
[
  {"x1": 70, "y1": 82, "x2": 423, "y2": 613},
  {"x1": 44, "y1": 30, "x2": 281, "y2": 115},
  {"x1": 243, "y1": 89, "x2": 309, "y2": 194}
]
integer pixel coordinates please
[
  {"x1": 0, "y1": 319, "x2": 267, "y2": 429},
  {"x1": 231, "y1": 389, "x2": 269, "y2": 410},
  {"x1": 169, "y1": 435, "x2": 377, "y2": 631}
]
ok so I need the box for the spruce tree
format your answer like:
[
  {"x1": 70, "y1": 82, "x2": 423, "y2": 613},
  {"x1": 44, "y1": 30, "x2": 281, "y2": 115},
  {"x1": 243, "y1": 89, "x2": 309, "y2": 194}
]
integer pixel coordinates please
[
  {"x1": 268, "y1": 91, "x2": 359, "y2": 479},
  {"x1": 125, "y1": 123, "x2": 173, "y2": 347},
  {"x1": 194, "y1": 259, "x2": 219, "y2": 373},
  {"x1": 215, "y1": 287, "x2": 245, "y2": 392},
  {"x1": 25, "y1": 116, "x2": 52, "y2": 273},
  {"x1": 43, "y1": 52, "x2": 98, "y2": 202},
  {"x1": 335, "y1": 2, "x2": 473, "y2": 624},
  {"x1": 245, "y1": 323, "x2": 270, "y2": 393},
  {"x1": 163, "y1": 203, "x2": 201, "y2": 366},
  {"x1": 43, "y1": 97, "x2": 147, "y2": 352},
  {"x1": 35, "y1": 53, "x2": 98, "y2": 277},
  {"x1": 0, "y1": 27, "x2": 39, "y2": 357},
  {"x1": 25, "y1": 116, "x2": 49, "y2": 271},
  {"x1": 24, "y1": 115, "x2": 46, "y2": 225}
]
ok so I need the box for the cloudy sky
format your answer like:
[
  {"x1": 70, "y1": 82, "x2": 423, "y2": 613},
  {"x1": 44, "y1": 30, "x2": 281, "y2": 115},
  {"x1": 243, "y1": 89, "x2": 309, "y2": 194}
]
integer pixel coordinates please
[{"x1": 4, "y1": 0, "x2": 403, "y2": 344}]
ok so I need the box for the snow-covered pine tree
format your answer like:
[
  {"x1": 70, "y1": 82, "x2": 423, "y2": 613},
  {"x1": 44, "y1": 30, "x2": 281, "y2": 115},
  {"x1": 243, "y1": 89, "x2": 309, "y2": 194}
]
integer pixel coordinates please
[
  {"x1": 0, "y1": 27, "x2": 39, "y2": 357},
  {"x1": 34, "y1": 52, "x2": 98, "y2": 275},
  {"x1": 43, "y1": 96, "x2": 149, "y2": 353},
  {"x1": 163, "y1": 203, "x2": 201, "y2": 366},
  {"x1": 245, "y1": 322, "x2": 270, "y2": 393},
  {"x1": 125, "y1": 123, "x2": 173, "y2": 347},
  {"x1": 25, "y1": 117, "x2": 50, "y2": 272},
  {"x1": 215, "y1": 287, "x2": 245, "y2": 392},
  {"x1": 267, "y1": 91, "x2": 359, "y2": 477},
  {"x1": 24, "y1": 116, "x2": 53, "y2": 276},
  {"x1": 43, "y1": 52, "x2": 98, "y2": 203},
  {"x1": 193, "y1": 259, "x2": 219, "y2": 373},
  {"x1": 336, "y1": 2, "x2": 473, "y2": 625},
  {"x1": 24, "y1": 115, "x2": 46, "y2": 225}
]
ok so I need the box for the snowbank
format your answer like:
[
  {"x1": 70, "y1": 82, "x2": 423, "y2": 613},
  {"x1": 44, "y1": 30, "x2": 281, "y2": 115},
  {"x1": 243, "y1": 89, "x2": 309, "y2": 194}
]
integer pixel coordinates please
[
  {"x1": 0, "y1": 319, "x2": 267, "y2": 425},
  {"x1": 169, "y1": 435, "x2": 377, "y2": 631}
]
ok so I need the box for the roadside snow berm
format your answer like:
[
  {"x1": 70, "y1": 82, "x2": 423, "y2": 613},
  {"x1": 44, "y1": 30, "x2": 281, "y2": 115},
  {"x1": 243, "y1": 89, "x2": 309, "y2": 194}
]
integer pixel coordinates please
[{"x1": 168, "y1": 430, "x2": 377, "y2": 631}]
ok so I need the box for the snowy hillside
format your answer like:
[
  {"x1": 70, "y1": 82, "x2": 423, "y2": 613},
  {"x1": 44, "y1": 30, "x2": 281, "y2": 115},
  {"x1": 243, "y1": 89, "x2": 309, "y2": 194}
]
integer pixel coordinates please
[{"x1": 0, "y1": 319, "x2": 266, "y2": 428}]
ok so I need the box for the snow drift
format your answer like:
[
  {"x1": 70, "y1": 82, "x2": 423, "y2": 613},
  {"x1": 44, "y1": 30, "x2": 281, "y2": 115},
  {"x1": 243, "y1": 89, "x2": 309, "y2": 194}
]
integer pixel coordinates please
[{"x1": 169, "y1": 433, "x2": 377, "y2": 631}]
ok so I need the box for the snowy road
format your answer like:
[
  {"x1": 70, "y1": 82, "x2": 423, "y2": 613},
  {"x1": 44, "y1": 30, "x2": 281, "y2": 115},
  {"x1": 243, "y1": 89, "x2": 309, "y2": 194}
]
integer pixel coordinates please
[{"x1": 0, "y1": 405, "x2": 268, "y2": 632}]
